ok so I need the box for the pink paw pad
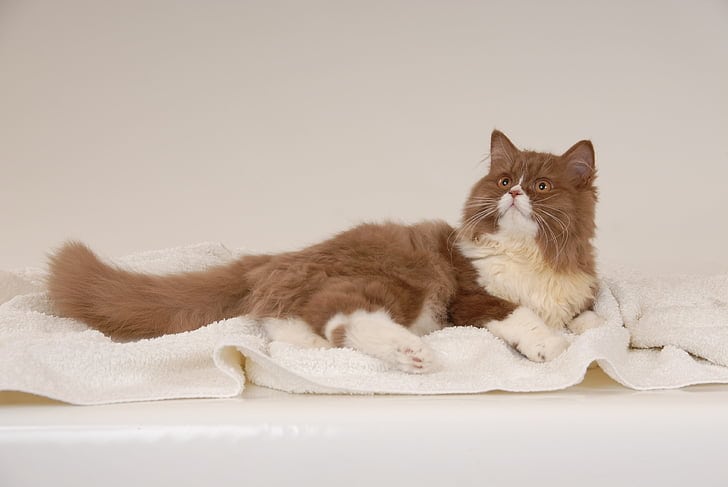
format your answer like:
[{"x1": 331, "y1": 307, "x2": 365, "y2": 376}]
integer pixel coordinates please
[{"x1": 394, "y1": 344, "x2": 436, "y2": 373}]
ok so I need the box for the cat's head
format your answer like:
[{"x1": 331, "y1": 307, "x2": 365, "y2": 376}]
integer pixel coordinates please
[{"x1": 460, "y1": 130, "x2": 597, "y2": 272}]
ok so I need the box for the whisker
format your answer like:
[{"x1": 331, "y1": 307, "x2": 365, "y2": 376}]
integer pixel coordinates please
[
  {"x1": 533, "y1": 205, "x2": 572, "y2": 264},
  {"x1": 459, "y1": 209, "x2": 498, "y2": 236},
  {"x1": 477, "y1": 153, "x2": 491, "y2": 167},
  {"x1": 533, "y1": 194, "x2": 560, "y2": 204},
  {"x1": 535, "y1": 203, "x2": 571, "y2": 217},
  {"x1": 449, "y1": 203, "x2": 500, "y2": 251},
  {"x1": 537, "y1": 208, "x2": 569, "y2": 235},
  {"x1": 534, "y1": 212, "x2": 562, "y2": 261},
  {"x1": 462, "y1": 202, "x2": 499, "y2": 210},
  {"x1": 467, "y1": 197, "x2": 500, "y2": 203}
]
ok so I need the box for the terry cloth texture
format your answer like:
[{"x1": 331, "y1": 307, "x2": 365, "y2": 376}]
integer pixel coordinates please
[{"x1": 1, "y1": 243, "x2": 727, "y2": 404}]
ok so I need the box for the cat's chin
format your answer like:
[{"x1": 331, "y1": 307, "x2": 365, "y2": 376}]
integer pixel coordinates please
[{"x1": 496, "y1": 208, "x2": 539, "y2": 240}]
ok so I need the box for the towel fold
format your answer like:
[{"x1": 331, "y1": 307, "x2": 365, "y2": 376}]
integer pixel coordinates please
[{"x1": 2, "y1": 243, "x2": 727, "y2": 404}]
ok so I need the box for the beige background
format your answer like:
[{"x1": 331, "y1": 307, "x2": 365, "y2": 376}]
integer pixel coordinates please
[{"x1": 1, "y1": 0, "x2": 726, "y2": 273}]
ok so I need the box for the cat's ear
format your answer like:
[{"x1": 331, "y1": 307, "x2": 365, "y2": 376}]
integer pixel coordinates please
[
  {"x1": 490, "y1": 130, "x2": 519, "y2": 165},
  {"x1": 561, "y1": 140, "x2": 595, "y2": 186}
]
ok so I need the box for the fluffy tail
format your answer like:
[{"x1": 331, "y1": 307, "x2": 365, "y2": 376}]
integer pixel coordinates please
[{"x1": 47, "y1": 242, "x2": 268, "y2": 340}]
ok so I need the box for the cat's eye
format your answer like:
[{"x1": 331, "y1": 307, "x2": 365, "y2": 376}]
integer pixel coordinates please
[
  {"x1": 535, "y1": 179, "x2": 552, "y2": 193},
  {"x1": 498, "y1": 177, "x2": 511, "y2": 188}
]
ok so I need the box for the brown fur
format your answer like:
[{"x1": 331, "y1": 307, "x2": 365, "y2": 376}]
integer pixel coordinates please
[{"x1": 47, "y1": 130, "x2": 597, "y2": 344}]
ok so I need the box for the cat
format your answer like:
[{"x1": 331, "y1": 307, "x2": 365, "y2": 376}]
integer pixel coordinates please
[{"x1": 47, "y1": 130, "x2": 603, "y2": 373}]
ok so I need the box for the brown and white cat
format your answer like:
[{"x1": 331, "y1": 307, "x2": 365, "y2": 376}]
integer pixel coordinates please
[{"x1": 47, "y1": 130, "x2": 602, "y2": 373}]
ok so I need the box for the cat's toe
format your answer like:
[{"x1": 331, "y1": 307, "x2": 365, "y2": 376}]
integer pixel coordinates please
[
  {"x1": 393, "y1": 343, "x2": 438, "y2": 374},
  {"x1": 518, "y1": 334, "x2": 569, "y2": 362}
]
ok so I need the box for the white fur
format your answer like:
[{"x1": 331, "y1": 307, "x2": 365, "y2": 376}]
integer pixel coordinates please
[
  {"x1": 459, "y1": 235, "x2": 595, "y2": 329},
  {"x1": 262, "y1": 317, "x2": 331, "y2": 349},
  {"x1": 324, "y1": 309, "x2": 438, "y2": 373},
  {"x1": 567, "y1": 310, "x2": 605, "y2": 335},
  {"x1": 486, "y1": 306, "x2": 569, "y2": 362},
  {"x1": 495, "y1": 188, "x2": 539, "y2": 238}
]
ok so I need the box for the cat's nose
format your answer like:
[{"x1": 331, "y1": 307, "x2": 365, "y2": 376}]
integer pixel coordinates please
[{"x1": 509, "y1": 186, "x2": 524, "y2": 197}]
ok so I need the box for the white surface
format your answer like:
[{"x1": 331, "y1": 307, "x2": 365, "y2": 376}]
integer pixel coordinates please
[
  {"x1": 1, "y1": 0, "x2": 727, "y2": 273},
  {"x1": 2, "y1": 371, "x2": 728, "y2": 487}
]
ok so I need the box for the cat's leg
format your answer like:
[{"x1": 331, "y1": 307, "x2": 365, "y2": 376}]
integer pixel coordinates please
[
  {"x1": 449, "y1": 291, "x2": 569, "y2": 362},
  {"x1": 567, "y1": 310, "x2": 605, "y2": 335},
  {"x1": 485, "y1": 307, "x2": 569, "y2": 362},
  {"x1": 298, "y1": 280, "x2": 438, "y2": 373},
  {"x1": 262, "y1": 317, "x2": 332, "y2": 349},
  {"x1": 323, "y1": 309, "x2": 438, "y2": 374}
]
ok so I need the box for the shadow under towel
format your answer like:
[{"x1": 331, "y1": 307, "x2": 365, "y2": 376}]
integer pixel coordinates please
[{"x1": 1, "y1": 243, "x2": 727, "y2": 404}]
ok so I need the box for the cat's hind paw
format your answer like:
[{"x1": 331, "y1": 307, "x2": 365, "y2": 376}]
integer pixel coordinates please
[{"x1": 392, "y1": 342, "x2": 439, "y2": 374}]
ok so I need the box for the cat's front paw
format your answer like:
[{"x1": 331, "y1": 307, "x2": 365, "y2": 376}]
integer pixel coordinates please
[
  {"x1": 568, "y1": 310, "x2": 605, "y2": 335},
  {"x1": 516, "y1": 333, "x2": 569, "y2": 362}
]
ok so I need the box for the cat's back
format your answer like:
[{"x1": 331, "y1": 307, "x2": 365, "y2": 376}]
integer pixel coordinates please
[
  {"x1": 243, "y1": 220, "x2": 459, "y2": 321},
  {"x1": 329, "y1": 219, "x2": 452, "y2": 249},
  {"x1": 256, "y1": 219, "x2": 456, "y2": 283},
  {"x1": 247, "y1": 220, "x2": 455, "y2": 278},
  {"x1": 309, "y1": 220, "x2": 454, "y2": 267}
]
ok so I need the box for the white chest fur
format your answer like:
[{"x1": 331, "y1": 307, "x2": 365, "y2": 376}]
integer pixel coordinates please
[{"x1": 458, "y1": 237, "x2": 596, "y2": 329}]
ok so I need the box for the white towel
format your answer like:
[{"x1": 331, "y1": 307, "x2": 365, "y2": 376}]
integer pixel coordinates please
[{"x1": 1, "y1": 243, "x2": 727, "y2": 404}]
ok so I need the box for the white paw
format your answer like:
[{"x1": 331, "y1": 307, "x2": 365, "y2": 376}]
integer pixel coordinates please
[
  {"x1": 391, "y1": 340, "x2": 438, "y2": 374},
  {"x1": 516, "y1": 333, "x2": 569, "y2": 362},
  {"x1": 568, "y1": 310, "x2": 605, "y2": 335},
  {"x1": 339, "y1": 309, "x2": 440, "y2": 374}
]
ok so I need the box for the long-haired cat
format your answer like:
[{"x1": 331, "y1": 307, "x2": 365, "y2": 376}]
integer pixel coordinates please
[{"x1": 47, "y1": 130, "x2": 601, "y2": 373}]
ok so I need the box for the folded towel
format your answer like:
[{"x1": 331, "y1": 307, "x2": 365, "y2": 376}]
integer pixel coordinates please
[{"x1": 1, "y1": 243, "x2": 727, "y2": 404}]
